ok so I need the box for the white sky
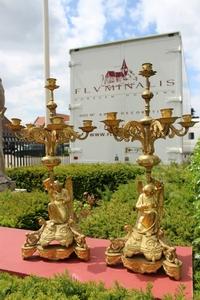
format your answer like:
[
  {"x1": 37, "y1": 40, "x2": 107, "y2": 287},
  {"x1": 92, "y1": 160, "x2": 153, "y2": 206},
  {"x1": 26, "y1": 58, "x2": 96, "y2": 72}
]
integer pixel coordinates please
[{"x1": 0, "y1": 0, "x2": 200, "y2": 123}]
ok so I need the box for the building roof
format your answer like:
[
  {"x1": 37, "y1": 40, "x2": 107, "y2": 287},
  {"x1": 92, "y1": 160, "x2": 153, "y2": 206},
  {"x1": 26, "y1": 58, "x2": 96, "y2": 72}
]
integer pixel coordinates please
[
  {"x1": 34, "y1": 114, "x2": 70, "y2": 127},
  {"x1": 2, "y1": 116, "x2": 15, "y2": 136}
]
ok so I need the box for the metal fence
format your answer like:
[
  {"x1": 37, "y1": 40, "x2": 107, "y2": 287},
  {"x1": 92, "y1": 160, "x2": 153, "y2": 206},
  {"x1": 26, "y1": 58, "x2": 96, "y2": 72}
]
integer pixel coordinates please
[
  {"x1": 3, "y1": 135, "x2": 42, "y2": 168},
  {"x1": 3, "y1": 133, "x2": 70, "y2": 168}
]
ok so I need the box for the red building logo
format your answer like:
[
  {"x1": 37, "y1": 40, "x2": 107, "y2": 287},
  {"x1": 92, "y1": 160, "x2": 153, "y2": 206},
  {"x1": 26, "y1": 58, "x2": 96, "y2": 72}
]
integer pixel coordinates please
[{"x1": 102, "y1": 59, "x2": 137, "y2": 84}]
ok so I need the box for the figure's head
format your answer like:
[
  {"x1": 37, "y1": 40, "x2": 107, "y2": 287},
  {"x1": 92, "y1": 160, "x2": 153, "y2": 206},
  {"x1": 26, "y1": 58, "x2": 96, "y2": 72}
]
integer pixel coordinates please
[
  {"x1": 143, "y1": 183, "x2": 155, "y2": 196},
  {"x1": 83, "y1": 192, "x2": 88, "y2": 197},
  {"x1": 53, "y1": 180, "x2": 63, "y2": 192}
]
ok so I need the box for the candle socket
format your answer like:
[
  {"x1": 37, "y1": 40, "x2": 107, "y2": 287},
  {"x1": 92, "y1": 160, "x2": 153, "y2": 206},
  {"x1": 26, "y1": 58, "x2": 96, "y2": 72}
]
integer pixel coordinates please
[
  {"x1": 142, "y1": 63, "x2": 153, "y2": 71},
  {"x1": 51, "y1": 116, "x2": 64, "y2": 125},
  {"x1": 83, "y1": 120, "x2": 92, "y2": 127},
  {"x1": 11, "y1": 118, "x2": 21, "y2": 126},
  {"x1": 160, "y1": 108, "x2": 173, "y2": 118},
  {"x1": 182, "y1": 114, "x2": 192, "y2": 122},
  {"x1": 106, "y1": 112, "x2": 117, "y2": 120}
]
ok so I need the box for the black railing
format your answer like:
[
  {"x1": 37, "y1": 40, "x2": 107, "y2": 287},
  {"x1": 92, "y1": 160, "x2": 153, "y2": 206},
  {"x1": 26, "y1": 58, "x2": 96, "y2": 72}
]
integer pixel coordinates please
[
  {"x1": 3, "y1": 134, "x2": 44, "y2": 168},
  {"x1": 3, "y1": 133, "x2": 69, "y2": 168}
]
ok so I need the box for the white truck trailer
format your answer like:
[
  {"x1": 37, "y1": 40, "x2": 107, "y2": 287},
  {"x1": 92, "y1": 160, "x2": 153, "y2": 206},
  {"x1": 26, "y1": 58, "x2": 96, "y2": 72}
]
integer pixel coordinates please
[{"x1": 69, "y1": 32, "x2": 192, "y2": 164}]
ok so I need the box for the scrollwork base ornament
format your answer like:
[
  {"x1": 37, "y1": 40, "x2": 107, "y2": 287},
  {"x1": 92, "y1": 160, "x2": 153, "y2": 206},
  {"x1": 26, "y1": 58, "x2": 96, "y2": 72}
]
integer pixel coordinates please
[
  {"x1": 105, "y1": 180, "x2": 182, "y2": 280},
  {"x1": 22, "y1": 177, "x2": 90, "y2": 261}
]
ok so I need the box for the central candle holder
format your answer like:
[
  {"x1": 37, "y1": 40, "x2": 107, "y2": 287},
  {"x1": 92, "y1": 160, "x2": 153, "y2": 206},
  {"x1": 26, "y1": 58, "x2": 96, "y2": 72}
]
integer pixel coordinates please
[
  {"x1": 101, "y1": 63, "x2": 197, "y2": 280},
  {"x1": 10, "y1": 78, "x2": 96, "y2": 261}
]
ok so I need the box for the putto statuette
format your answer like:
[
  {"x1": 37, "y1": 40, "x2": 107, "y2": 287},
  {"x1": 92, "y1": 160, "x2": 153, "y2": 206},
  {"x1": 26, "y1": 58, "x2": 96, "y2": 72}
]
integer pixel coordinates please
[{"x1": 103, "y1": 63, "x2": 197, "y2": 280}]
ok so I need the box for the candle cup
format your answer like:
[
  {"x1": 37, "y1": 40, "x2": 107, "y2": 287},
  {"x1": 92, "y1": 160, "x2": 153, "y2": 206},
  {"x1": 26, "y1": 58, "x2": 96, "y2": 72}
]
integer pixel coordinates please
[
  {"x1": 182, "y1": 114, "x2": 192, "y2": 123},
  {"x1": 45, "y1": 78, "x2": 59, "y2": 91},
  {"x1": 51, "y1": 116, "x2": 64, "y2": 125},
  {"x1": 160, "y1": 108, "x2": 173, "y2": 118},
  {"x1": 139, "y1": 63, "x2": 156, "y2": 77},
  {"x1": 102, "y1": 119, "x2": 121, "y2": 127},
  {"x1": 47, "y1": 78, "x2": 56, "y2": 86},
  {"x1": 11, "y1": 118, "x2": 21, "y2": 126},
  {"x1": 67, "y1": 125, "x2": 74, "y2": 129},
  {"x1": 142, "y1": 63, "x2": 153, "y2": 71},
  {"x1": 26, "y1": 123, "x2": 34, "y2": 129},
  {"x1": 83, "y1": 120, "x2": 92, "y2": 127},
  {"x1": 106, "y1": 112, "x2": 117, "y2": 120}
]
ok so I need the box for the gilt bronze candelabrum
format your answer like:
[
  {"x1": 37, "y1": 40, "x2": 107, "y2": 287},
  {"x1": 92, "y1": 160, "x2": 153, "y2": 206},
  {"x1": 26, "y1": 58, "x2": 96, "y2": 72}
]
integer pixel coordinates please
[
  {"x1": 102, "y1": 63, "x2": 197, "y2": 280},
  {"x1": 10, "y1": 78, "x2": 96, "y2": 261}
]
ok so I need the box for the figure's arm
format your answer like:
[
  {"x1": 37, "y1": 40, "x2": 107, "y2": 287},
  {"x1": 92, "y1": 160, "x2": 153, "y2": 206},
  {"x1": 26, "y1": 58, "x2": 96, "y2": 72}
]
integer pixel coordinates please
[
  {"x1": 137, "y1": 180, "x2": 143, "y2": 194},
  {"x1": 136, "y1": 194, "x2": 145, "y2": 210},
  {"x1": 43, "y1": 178, "x2": 51, "y2": 190},
  {"x1": 64, "y1": 177, "x2": 74, "y2": 217},
  {"x1": 43, "y1": 178, "x2": 55, "y2": 202}
]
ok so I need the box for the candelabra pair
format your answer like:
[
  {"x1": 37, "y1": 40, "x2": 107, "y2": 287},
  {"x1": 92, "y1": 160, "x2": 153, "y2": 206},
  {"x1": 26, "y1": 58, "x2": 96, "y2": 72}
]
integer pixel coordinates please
[{"x1": 10, "y1": 63, "x2": 196, "y2": 279}]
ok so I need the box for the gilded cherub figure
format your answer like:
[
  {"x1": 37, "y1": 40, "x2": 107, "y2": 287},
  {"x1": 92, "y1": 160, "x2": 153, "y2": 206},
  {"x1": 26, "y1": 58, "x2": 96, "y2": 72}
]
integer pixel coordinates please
[
  {"x1": 44, "y1": 178, "x2": 73, "y2": 224},
  {"x1": 135, "y1": 182, "x2": 162, "y2": 236},
  {"x1": 22, "y1": 177, "x2": 89, "y2": 261}
]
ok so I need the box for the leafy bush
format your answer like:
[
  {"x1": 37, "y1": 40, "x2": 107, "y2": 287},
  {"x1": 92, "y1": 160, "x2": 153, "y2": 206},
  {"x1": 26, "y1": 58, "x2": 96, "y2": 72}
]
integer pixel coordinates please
[
  {"x1": 80, "y1": 181, "x2": 137, "y2": 239},
  {"x1": 0, "y1": 271, "x2": 188, "y2": 299},
  {"x1": 1, "y1": 164, "x2": 196, "y2": 243},
  {"x1": 189, "y1": 140, "x2": 200, "y2": 253},
  {"x1": 189, "y1": 139, "x2": 200, "y2": 196},
  {"x1": 0, "y1": 163, "x2": 197, "y2": 297},
  {"x1": 160, "y1": 180, "x2": 195, "y2": 246},
  {"x1": 6, "y1": 165, "x2": 47, "y2": 191},
  {"x1": 0, "y1": 190, "x2": 48, "y2": 230},
  {"x1": 80, "y1": 169, "x2": 195, "y2": 246},
  {"x1": 194, "y1": 257, "x2": 200, "y2": 299},
  {"x1": 6, "y1": 163, "x2": 143, "y2": 199}
]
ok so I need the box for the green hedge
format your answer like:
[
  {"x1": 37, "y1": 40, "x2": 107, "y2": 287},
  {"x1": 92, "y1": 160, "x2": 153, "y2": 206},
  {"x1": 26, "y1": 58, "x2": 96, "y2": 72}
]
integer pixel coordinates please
[
  {"x1": 0, "y1": 190, "x2": 48, "y2": 230},
  {"x1": 189, "y1": 139, "x2": 200, "y2": 197},
  {"x1": 0, "y1": 271, "x2": 188, "y2": 300},
  {"x1": 6, "y1": 163, "x2": 143, "y2": 199},
  {"x1": 80, "y1": 166, "x2": 195, "y2": 246},
  {"x1": 188, "y1": 140, "x2": 200, "y2": 298},
  {"x1": 189, "y1": 141, "x2": 200, "y2": 252},
  {"x1": 1, "y1": 164, "x2": 195, "y2": 246},
  {"x1": 0, "y1": 163, "x2": 198, "y2": 297}
]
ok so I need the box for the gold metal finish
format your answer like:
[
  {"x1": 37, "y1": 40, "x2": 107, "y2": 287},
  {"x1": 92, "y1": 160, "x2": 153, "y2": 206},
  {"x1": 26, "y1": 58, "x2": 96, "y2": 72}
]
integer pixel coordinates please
[
  {"x1": 103, "y1": 63, "x2": 197, "y2": 280},
  {"x1": 11, "y1": 78, "x2": 95, "y2": 261}
]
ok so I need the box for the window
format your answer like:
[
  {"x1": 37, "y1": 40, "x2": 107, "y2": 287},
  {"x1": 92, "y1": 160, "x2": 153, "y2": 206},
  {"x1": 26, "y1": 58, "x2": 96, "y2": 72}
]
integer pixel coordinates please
[{"x1": 188, "y1": 132, "x2": 194, "y2": 140}]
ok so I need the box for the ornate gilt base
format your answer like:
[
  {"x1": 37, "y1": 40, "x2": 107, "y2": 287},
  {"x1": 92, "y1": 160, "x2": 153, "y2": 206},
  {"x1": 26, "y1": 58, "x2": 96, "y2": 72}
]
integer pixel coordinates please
[
  {"x1": 37, "y1": 245, "x2": 74, "y2": 260},
  {"x1": 105, "y1": 251, "x2": 122, "y2": 265},
  {"x1": 163, "y1": 259, "x2": 182, "y2": 280},
  {"x1": 105, "y1": 251, "x2": 182, "y2": 280},
  {"x1": 22, "y1": 175, "x2": 90, "y2": 263},
  {"x1": 121, "y1": 255, "x2": 163, "y2": 274},
  {"x1": 74, "y1": 246, "x2": 90, "y2": 261},
  {"x1": 22, "y1": 245, "x2": 37, "y2": 259},
  {"x1": 22, "y1": 244, "x2": 90, "y2": 261}
]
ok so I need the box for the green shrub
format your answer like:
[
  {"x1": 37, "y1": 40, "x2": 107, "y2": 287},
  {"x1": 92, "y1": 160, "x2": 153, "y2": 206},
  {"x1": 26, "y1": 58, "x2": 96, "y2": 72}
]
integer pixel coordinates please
[
  {"x1": 80, "y1": 166, "x2": 195, "y2": 246},
  {"x1": 6, "y1": 163, "x2": 143, "y2": 199},
  {"x1": 0, "y1": 271, "x2": 188, "y2": 299},
  {"x1": 189, "y1": 140, "x2": 200, "y2": 196},
  {"x1": 160, "y1": 181, "x2": 195, "y2": 246},
  {"x1": 0, "y1": 163, "x2": 196, "y2": 297},
  {"x1": 6, "y1": 165, "x2": 47, "y2": 191},
  {"x1": 0, "y1": 190, "x2": 48, "y2": 230},
  {"x1": 189, "y1": 140, "x2": 200, "y2": 253},
  {"x1": 1, "y1": 164, "x2": 196, "y2": 243}
]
